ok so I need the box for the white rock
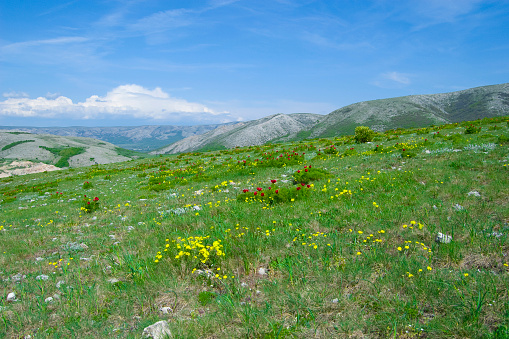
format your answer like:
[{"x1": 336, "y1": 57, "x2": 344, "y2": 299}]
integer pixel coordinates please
[
  {"x1": 159, "y1": 306, "x2": 172, "y2": 314},
  {"x1": 108, "y1": 278, "x2": 120, "y2": 284},
  {"x1": 435, "y1": 232, "x2": 452, "y2": 244},
  {"x1": 44, "y1": 297, "x2": 54, "y2": 303},
  {"x1": 56, "y1": 280, "x2": 65, "y2": 288},
  {"x1": 142, "y1": 320, "x2": 172, "y2": 338},
  {"x1": 36, "y1": 274, "x2": 49, "y2": 281},
  {"x1": 467, "y1": 191, "x2": 481, "y2": 197},
  {"x1": 12, "y1": 273, "x2": 26, "y2": 282},
  {"x1": 257, "y1": 267, "x2": 267, "y2": 276},
  {"x1": 7, "y1": 292, "x2": 16, "y2": 302},
  {"x1": 453, "y1": 204, "x2": 464, "y2": 211},
  {"x1": 80, "y1": 243, "x2": 88, "y2": 249},
  {"x1": 240, "y1": 282, "x2": 249, "y2": 288},
  {"x1": 332, "y1": 298, "x2": 339, "y2": 303},
  {"x1": 35, "y1": 257, "x2": 44, "y2": 261}
]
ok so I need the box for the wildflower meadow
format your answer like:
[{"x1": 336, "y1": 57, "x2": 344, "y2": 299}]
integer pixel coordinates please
[{"x1": 1, "y1": 116, "x2": 508, "y2": 338}]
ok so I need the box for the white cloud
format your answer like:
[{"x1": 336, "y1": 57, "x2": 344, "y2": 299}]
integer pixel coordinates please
[
  {"x1": 382, "y1": 72, "x2": 411, "y2": 85},
  {"x1": 3, "y1": 91, "x2": 29, "y2": 98},
  {"x1": 0, "y1": 85, "x2": 229, "y2": 123},
  {"x1": 1, "y1": 37, "x2": 89, "y2": 52},
  {"x1": 372, "y1": 71, "x2": 412, "y2": 88}
]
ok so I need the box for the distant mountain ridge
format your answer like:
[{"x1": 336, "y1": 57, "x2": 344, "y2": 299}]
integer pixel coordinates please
[
  {"x1": 0, "y1": 124, "x2": 231, "y2": 152},
  {"x1": 151, "y1": 113, "x2": 324, "y2": 154},
  {"x1": 152, "y1": 82, "x2": 509, "y2": 154}
]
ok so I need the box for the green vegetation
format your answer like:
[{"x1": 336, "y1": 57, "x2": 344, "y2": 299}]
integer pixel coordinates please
[
  {"x1": 114, "y1": 146, "x2": 148, "y2": 158},
  {"x1": 1, "y1": 139, "x2": 35, "y2": 151},
  {"x1": 39, "y1": 146, "x2": 86, "y2": 167},
  {"x1": 0, "y1": 116, "x2": 508, "y2": 338},
  {"x1": 354, "y1": 125, "x2": 376, "y2": 143},
  {"x1": 6, "y1": 131, "x2": 31, "y2": 135}
]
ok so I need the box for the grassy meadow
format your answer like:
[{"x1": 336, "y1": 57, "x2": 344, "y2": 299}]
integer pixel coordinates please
[{"x1": 1, "y1": 117, "x2": 509, "y2": 338}]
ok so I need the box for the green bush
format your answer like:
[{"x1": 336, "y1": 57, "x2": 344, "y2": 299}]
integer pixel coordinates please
[
  {"x1": 293, "y1": 166, "x2": 331, "y2": 184},
  {"x1": 80, "y1": 195, "x2": 100, "y2": 213},
  {"x1": 83, "y1": 181, "x2": 93, "y2": 189},
  {"x1": 354, "y1": 126, "x2": 375, "y2": 143},
  {"x1": 342, "y1": 147, "x2": 357, "y2": 157},
  {"x1": 465, "y1": 125, "x2": 481, "y2": 134}
]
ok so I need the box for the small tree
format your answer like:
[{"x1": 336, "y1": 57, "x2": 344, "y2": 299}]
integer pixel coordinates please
[{"x1": 354, "y1": 126, "x2": 375, "y2": 143}]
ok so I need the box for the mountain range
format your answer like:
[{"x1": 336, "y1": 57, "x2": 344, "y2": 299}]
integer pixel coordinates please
[
  {"x1": 1, "y1": 82, "x2": 508, "y2": 158},
  {"x1": 0, "y1": 124, "x2": 230, "y2": 152},
  {"x1": 153, "y1": 82, "x2": 509, "y2": 154}
]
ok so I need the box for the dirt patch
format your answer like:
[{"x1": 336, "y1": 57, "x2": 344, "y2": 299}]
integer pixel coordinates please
[{"x1": 0, "y1": 160, "x2": 60, "y2": 177}]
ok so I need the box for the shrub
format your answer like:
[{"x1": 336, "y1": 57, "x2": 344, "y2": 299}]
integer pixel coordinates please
[
  {"x1": 465, "y1": 125, "x2": 481, "y2": 134},
  {"x1": 323, "y1": 145, "x2": 338, "y2": 155},
  {"x1": 354, "y1": 126, "x2": 375, "y2": 143},
  {"x1": 83, "y1": 181, "x2": 93, "y2": 189},
  {"x1": 401, "y1": 149, "x2": 417, "y2": 158},
  {"x1": 497, "y1": 135, "x2": 509, "y2": 144},
  {"x1": 80, "y1": 195, "x2": 100, "y2": 213},
  {"x1": 342, "y1": 147, "x2": 357, "y2": 157},
  {"x1": 293, "y1": 166, "x2": 331, "y2": 184}
]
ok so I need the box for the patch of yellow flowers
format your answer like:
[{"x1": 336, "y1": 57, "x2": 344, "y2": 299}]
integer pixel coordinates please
[{"x1": 154, "y1": 235, "x2": 225, "y2": 264}]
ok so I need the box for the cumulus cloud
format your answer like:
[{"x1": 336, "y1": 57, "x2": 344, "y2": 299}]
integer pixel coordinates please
[{"x1": 0, "y1": 84, "x2": 229, "y2": 123}]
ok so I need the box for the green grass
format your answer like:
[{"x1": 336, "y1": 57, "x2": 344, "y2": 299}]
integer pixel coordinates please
[
  {"x1": 0, "y1": 116, "x2": 508, "y2": 338},
  {"x1": 1, "y1": 139, "x2": 35, "y2": 151},
  {"x1": 39, "y1": 146, "x2": 86, "y2": 168}
]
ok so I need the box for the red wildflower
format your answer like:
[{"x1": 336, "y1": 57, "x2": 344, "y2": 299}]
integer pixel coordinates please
[
  {"x1": 254, "y1": 192, "x2": 258, "y2": 196},
  {"x1": 275, "y1": 190, "x2": 279, "y2": 194},
  {"x1": 261, "y1": 193, "x2": 265, "y2": 197},
  {"x1": 243, "y1": 189, "x2": 249, "y2": 193},
  {"x1": 256, "y1": 187, "x2": 262, "y2": 191},
  {"x1": 301, "y1": 183, "x2": 305, "y2": 186},
  {"x1": 307, "y1": 184, "x2": 310, "y2": 188},
  {"x1": 93, "y1": 197, "x2": 99, "y2": 201},
  {"x1": 271, "y1": 179, "x2": 277, "y2": 184},
  {"x1": 305, "y1": 169, "x2": 308, "y2": 172},
  {"x1": 297, "y1": 187, "x2": 301, "y2": 191}
]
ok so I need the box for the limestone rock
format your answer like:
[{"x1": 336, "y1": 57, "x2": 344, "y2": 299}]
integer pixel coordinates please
[
  {"x1": 435, "y1": 232, "x2": 452, "y2": 244},
  {"x1": 142, "y1": 320, "x2": 172, "y2": 338},
  {"x1": 7, "y1": 292, "x2": 16, "y2": 302}
]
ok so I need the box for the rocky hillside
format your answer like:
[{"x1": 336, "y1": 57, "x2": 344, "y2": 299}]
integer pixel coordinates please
[
  {"x1": 0, "y1": 124, "x2": 230, "y2": 152},
  {"x1": 0, "y1": 131, "x2": 141, "y2": 174},
  {"x1": 154, "y1": 83, "x2": 509, "y2": 154},
  {"x1": 151, "y1": 113, "x2": 323, "y2": 154},
  {"x1": 307, "y1": 82, "x2": 509, "y2": 137}
]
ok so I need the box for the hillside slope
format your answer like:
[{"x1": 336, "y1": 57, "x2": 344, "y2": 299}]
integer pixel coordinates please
[
  {"x1": 308, "y1": 82, "x2": 509, "y2": 137},
  {"x1": 0, "y1": 124, "x2": 230, "y2": 152},
  {"x1": 151, "y1": 113, "x2": 323, "y2": 154},
  {"x1": 153, "y1": 83, "x2": 509, "y2": 154},
  {"x1": 0, "y1": 131, "x2": 137, "y2": 170}
]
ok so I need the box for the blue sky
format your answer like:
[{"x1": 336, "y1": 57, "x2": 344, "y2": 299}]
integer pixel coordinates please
[{"x1": 1, "y1": 0, "x2": 508, "y2": 127}]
